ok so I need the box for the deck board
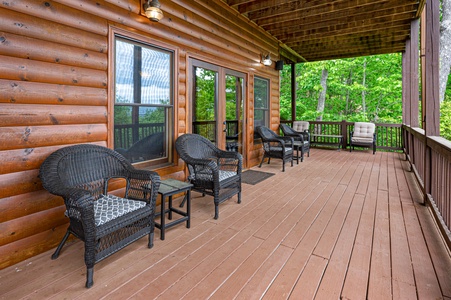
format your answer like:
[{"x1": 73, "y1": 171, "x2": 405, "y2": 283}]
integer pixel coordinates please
[{"x1": 0, "y1": 149, "x2": 449, "y2": 300}]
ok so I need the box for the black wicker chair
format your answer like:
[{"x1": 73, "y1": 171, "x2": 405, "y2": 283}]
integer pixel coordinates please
[
  {"x1": 175, "y1": 134, "x2": 242, "y2": 219},
  {"x1": 279, "y1": 123, "x2": 310, "y2": 162},
  {"x1": 39, "y1": 144, "x2": 160, "y2": 288},
  {"x1": 255, "y1": 126, "x2": 294, "y2": 172}
]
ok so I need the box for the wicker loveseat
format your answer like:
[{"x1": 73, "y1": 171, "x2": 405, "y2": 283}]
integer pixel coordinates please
[
  {"x1": 39, "y1": 144, "x2": 160, "y2": 288},
  {"x1": 255, "y1": 126, "x2": 294, "y2": 172},
  {"x1": 175, "y1": 133, "x2": 242, "y2": 219}
]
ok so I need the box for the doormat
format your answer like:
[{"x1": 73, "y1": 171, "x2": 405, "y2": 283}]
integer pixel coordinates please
[{"x1": 241, "y1": 170, "x2": 275, "y2": 185}]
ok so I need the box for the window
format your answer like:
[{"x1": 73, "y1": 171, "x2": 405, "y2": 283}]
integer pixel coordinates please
[
  {"x1": 254, "y1": 76, "x2": 270, "y2": 138},
  {"x1": 114, "y1": 36, "x2": 173, "y2": 165}
]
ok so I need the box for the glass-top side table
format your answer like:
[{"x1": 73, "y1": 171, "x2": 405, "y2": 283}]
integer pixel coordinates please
[{"x1": 155, "y1": 179, "x2": 193, "y2": 240}]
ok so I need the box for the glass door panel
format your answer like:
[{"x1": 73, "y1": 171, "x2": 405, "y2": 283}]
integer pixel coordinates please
[
  {"x1": 192, "y1": 66, "x2": 218, "y2": 143},
  {"x1": 190, "y1": 59, "x2": 246, "y2": 158},
  {"x1": 225, "y1": 75, "x2": 244, "y2": 153}
]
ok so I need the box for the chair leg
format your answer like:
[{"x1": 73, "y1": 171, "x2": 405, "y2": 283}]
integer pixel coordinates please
[
  {"x1": 214, "y1": 203, "x2": 219, "y2": 219},
  {"x1": 258, "y1": 154, "x2": 265, "y2": 168},
  {"x1": 282, "y1": 160, "x2": 285, "y2": 172},
  {"x1": 237, "y1": 192, "x2": 241, "y2": 204},
  {"x1": 51, "y1": 230, "x2": 70, "y2": 260},
  {"x1": 86, "y1": 267, "x2": 94, "y2": 288},
  {"x1": 148, "y1": 232, "x2": 154, "y2": 248}
]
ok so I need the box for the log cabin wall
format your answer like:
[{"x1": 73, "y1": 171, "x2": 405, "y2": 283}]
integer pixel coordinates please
[{"x1": 0, "y1": 0, "x2": 280, "y2": 268}]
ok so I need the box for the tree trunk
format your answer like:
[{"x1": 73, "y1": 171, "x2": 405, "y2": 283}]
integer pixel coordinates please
[
  {"x1": 346, "y1": 69, "x2": 352, "y2": 115},
  {"x1": 440, "y1": 0, "x2": 451, "y2": 103},
  {"x1": 362, "y1": 58, "x2": 367, "y2": 115},
  {"x1": 316, "y1": 68, "x2": 328, "y2": 121}
]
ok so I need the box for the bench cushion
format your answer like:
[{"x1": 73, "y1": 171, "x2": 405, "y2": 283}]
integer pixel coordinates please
[
  {"x1": 353, "y1": 122, "x2": 375, "y2": 138},
  {"x1": 292, "y1": 121, "x2": 309, "y2": 132}
]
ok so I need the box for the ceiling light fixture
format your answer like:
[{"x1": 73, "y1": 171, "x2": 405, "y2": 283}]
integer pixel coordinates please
[
  {"x1": 143, "y1": 0, "x2": 164, "y2": 22},
  {"x1": 262, "y1": 54, "x2": 272, "y2": 66}
]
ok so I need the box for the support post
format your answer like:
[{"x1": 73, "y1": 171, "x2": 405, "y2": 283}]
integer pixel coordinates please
[
  {"x1": 421, "y1": 0, "x2": 440, "y2": 199},
  {"x1": 291, "y1": 63, "x2": 296, "y2": 124}
]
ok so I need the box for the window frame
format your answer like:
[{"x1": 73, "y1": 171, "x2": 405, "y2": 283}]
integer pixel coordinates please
[
  {"x1": 109, "y1": 27, "x2": 177, "y2": 169},
  {"x1": 253, "y1": 76, "x2": 270, "y2": 140}
]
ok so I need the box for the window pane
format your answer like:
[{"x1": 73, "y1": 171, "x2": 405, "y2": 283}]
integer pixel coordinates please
[
  {"x1": 254, "y1": 76, "x2": 269, "y2": 137},
  {"x1": 114, "y1": 37, "x2": 173, "y2": 164},
  {"x1": 141, "y1": 48, "x2": 171, "y2": 105},
  {"x1": 254, "y1": 77, "x2": 269, "y2": 109},
  {"x1": 115, "y1": 40, "x2": 135, "y2": 104}
]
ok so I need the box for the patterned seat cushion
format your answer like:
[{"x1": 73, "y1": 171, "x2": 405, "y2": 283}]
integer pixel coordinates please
[
  {"x1": 94, "y1": 194, "x2": 147, "y2": 226},
  {"x1": 270, "y1": 146, "x2": 293, "y2": 152},
  {"x1": 195, "y1": 170, "x2": 237, "y2": 182}
]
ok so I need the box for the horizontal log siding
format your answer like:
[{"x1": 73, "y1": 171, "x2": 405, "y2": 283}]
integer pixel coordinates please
[{"x1": 0, "y1": 0, "x2": 280, "y2": 269}]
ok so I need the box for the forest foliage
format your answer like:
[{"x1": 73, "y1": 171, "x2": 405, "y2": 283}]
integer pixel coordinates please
[{"x1": 279, "y1": 53, "x2": 451, "y2": 140}]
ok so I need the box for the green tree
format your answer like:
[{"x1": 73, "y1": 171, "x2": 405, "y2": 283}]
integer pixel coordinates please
[{"x1": 281, "y1": 53, "x2": 403, "y2": 124}]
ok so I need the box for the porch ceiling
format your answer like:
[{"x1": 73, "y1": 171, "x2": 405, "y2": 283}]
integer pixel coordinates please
[{"x1": 224, "y1": 0, "x2": 424, "y2": 63}]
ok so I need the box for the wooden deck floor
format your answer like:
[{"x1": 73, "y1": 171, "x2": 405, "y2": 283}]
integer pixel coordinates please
[{"x1": 1, "y1": 149, "x2": 450, "y2": 299}]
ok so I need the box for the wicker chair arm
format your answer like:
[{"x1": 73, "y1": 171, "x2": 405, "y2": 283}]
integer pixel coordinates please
[
  {"x1": 286, "y1": 132, "x2": 305, "y2": 143},
  {"x1": 303, "y1": 131, "x2": 310, "y2": 142},
  {"x1": 124, "y1": 169, "x2": 161, "y2": 203},
  {"x1": 61, "y1": 189, "x2": 96, "y2": 227},
  {"x1": 279, "y1": 136, "x2": 295, "y2": 146},
  {"x1": 263, "y1": 136, "x2": 286, "y2": 145},
  {"x1": 217, "y1": 152, "x2": 242, "y2": 173}
]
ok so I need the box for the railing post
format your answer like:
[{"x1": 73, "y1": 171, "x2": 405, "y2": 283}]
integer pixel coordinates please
[{"x1": 341, "y1": 120, "x2": 347, "y2": 149}]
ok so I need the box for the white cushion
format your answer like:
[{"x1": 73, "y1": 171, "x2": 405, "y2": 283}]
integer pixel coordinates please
[
  {"x1": 353, "y1": 122, "x2": 375, "y2": 138},
  {"x1": 351, "y1": 137, "x2": 374, "y2": 143},
  {"x1": 292, "y1": 121, "x2": 309, "y2": 132},
  {"x1": 196, "y1": 170, "x2": 237, "y2": 182}
]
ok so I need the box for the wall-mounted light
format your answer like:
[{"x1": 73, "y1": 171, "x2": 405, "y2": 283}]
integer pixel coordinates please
[
  {"x1": 262, "y1": 54, "x2": 272, "y2": 66},
  {"x1": 143, "y1": 0, "x2": 164, "y2": 22}
]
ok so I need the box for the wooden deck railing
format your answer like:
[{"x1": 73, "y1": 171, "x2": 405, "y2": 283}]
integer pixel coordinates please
[
  {"x1": 280, "y1": 120, "x2": 403, "y2": 151},
  {"x1": 114, "y1": 123, "x2": 165, "y2": 149},
  {"x1": 404, "y1": 126, "x2": 451, "y2": 248}
]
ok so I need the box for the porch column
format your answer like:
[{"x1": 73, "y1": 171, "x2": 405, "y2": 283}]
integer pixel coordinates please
[
  {"x1": 402, "y1": 44, "x2": 411, "y2": 126},
  {"x1": 410, "y1": 18, "x2": 420, "y2": 128},
  {"x1": 403, "y1": 18, "x2": 420, "y2": 161},
  {"x1": 421, "y1": 0, "x2": 440, "y2": 197},
  {"x1": 291, "y1": 63, "x2": 296, "y2": 122}
]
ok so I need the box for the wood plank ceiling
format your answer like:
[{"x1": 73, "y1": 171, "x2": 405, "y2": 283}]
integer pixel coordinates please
[{"x1": 224, "y1": 0, "x2": 424, "y2": 63}]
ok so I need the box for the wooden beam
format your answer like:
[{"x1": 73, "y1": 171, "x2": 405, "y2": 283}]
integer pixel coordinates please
[
  {"x1": 268, "y1": 14, "x2": 412, "y2": 38},
  {"x1": 257, "y1": 3, "x2": 418, "y2": 28}
]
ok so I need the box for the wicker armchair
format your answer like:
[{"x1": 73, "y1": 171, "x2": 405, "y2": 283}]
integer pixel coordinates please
[
  {"x1": 279, "y1": 123, "x2": 310, "y2": 162},
  {"x1": 350, "y1": 122, "x2": 377, "y2": 154},
  {"x1": 39, "y1": 144, "x2": 160, "y2": 288},
  {"x1": 255, "y1": 126, "x2": 294, "y2": 172},
  {"x1": 175, "y1": 134, "x2": 242, "y2": 219}
]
